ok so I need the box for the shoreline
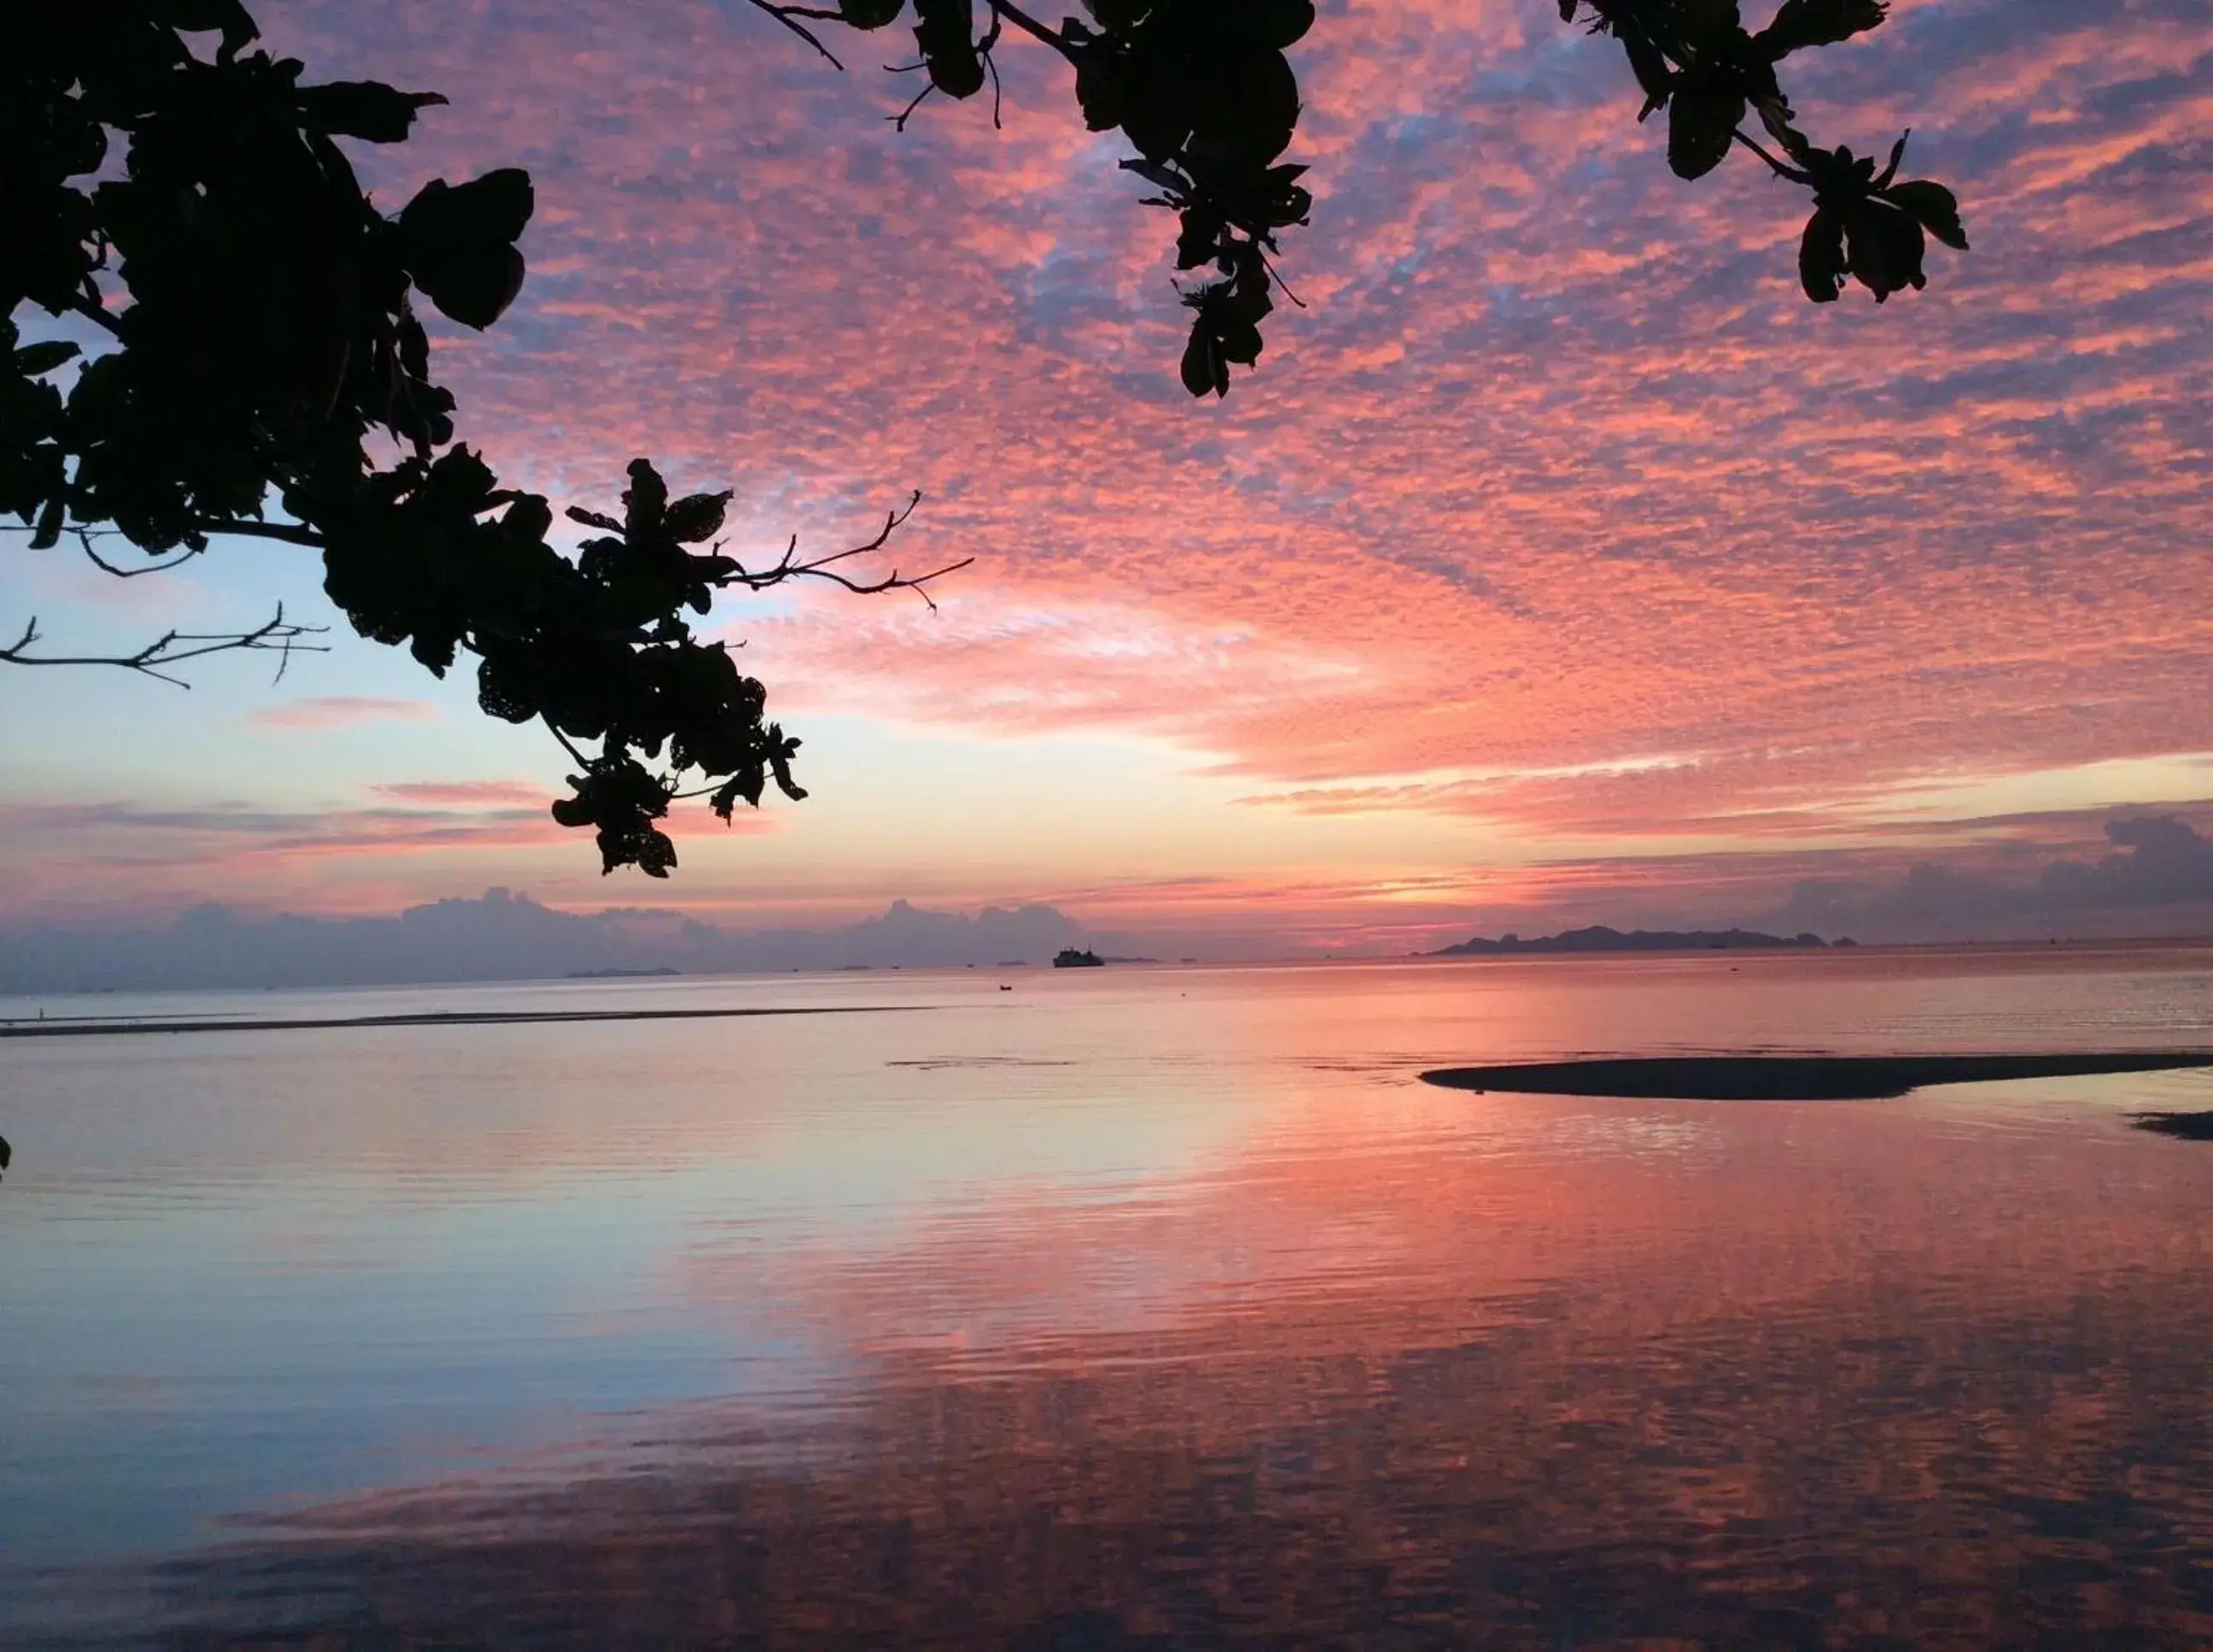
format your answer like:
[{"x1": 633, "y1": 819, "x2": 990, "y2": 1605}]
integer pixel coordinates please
[
  {"x1": 1420, "y1": 1052, "x2": 2213, "y2": 1101},
  {"x1": 6, "y1": 933, "x2": 2213, "y2": 1006}
]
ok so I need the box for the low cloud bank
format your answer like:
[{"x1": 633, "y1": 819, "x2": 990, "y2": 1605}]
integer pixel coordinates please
[
  {"x1": 9, "y1": 816, "x2": 2209, "y2": 993},
  {"x1": 1767, "y1": 816, "x2": 2213, "y2": 943},
  {"x1": 1, "y1": 891, "x2": 1103, "y2": 994}
]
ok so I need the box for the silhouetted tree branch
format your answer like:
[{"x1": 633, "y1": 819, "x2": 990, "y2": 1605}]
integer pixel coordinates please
[
  {"x1": 1562, "y1": 0, "x2": 1966, "y2": 304},
  {"x1": 189, "y1": 519, "x2": 329, "y2": 549},
  {"x1": 65, "y1": 528, "x2": 200, "y2": 579},
  {"x1": 4, "y1": 1, "x2": 959, "y2": 878},
  {"x1": 0, "y1": 606, "x2": 327, "y2": 689},
  {"x1": 743, "y1": 0, "x2": 851, "y2": 69},
  {"x1": 688, "y1": 491, "x2": 976, "y2": 610}
]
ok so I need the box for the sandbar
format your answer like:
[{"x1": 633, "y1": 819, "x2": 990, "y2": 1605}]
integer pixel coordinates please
[
  {"x1": 2132, "y1": 1111, "x2": 2213, "y2": 1141},
  {"x1": 1420, "y1": 1052, "x2": 2213, "y2": 1101}
]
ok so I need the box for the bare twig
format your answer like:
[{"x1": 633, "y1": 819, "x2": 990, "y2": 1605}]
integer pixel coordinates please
[
  {"x1": 739, "y1": 0, "x2": 1076, "y2": 77},
  {"x1": 75, "y1": 528, "x2": 204, "y2": 579},
  {"x1": 891, "y1": 79, "x2": 937, "y2": 131},
  {"x1": 1258, "y1": 248, "x2": 1309, "y2": 308},
  {"x1": 0, "y1": 605, "x2": 329, "y2": 688},
  {"x1": 981, "y1": 0, "x2": 1077, "y2": 62},
  {"x1": 709, "y1": 491, "x2": 971, "y2": 612},
  {"x1": 791, "y1": 554, "x2": 973, "y2": 611},
  {"x1": 540, "y1": 715, "x2": 594, "y2": 769},
  {"x1": 744, "y1": 0, "x2": 848, "y2": 69},
  {"x1": 1731, "y1": 129, "x2": 1813, "y2": 184}
]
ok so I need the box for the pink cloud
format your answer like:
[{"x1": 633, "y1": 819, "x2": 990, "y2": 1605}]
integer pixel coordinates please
[
  {"x1": 73, "y1": 0, "x2": 2203, "y2": 913},
  {"x1": 248, "y1": 697, "x2": 441, "y2": 732},
  {"x1": 372, "y1": 781, "x2": 546, "y2": 807}
]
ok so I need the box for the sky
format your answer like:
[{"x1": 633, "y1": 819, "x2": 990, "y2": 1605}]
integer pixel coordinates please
[{"x1": 3, "y1": 0, "x2": 2210, "y2": 953}]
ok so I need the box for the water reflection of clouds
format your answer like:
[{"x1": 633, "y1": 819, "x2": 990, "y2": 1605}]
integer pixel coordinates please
[
  {"x1": 130, "y1": 1101, "x2": 2213, "y2": 1648},
  {"x1": 9, "y1": 960, "x2": 2213, "y2": 1643}
]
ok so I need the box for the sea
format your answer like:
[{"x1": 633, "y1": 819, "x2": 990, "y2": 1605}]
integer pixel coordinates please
[{"x1": 3, "y1": 944, "x2": 2211, "y2": 1648}]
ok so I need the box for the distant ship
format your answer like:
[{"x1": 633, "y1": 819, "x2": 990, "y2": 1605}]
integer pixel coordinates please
[{"x1": 1053, "y1": 949, "x2": 1104, "y2": 968}]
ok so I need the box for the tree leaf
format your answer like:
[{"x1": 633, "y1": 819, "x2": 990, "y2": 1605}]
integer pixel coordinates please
[
  {"x1": 1181, "y1": 325, "x2": 1226, "y2": 399},
  {"x1": 1072, "y1": 44, "x2": 1126, "y2": 132},
  {"x1": 622, "y1": 458, "x2": 669, "y2": 535},
  {"x1": 1886, "y1": 179, "x2": 1968, "y2": 249},
  {"x1": 1799, "y1": 204, "x2": 1845, "y2": 301},
  {"x1": 158, "y1": 0, "x2": 259, "y2": 58},
  {"x1": 632, "y1": 827, "x2": 677, "y2": 877},
  {"x1": 397, "y1": 171, "x2": 536, "y2": 329},
  {"x1": 1667, "y1": 88, "x2": 1743, "y2": 180},
  {"x1": 30, "y1": 492, "x2": 65, "y2": 550},
  {"x1": 838, "y1": 0, "x2": 905, "y2": 26},
  {"x1": 1623, "y1": 34, "x2": 1673, "y2": 117},
  {"x1": 1842, "y1": 200, "x2": 1925, "y2": 301},
  {"x1": 1758, "y1": 0, "x2": 1886, "y2": 58},
  {"x1": 1875, "y1": 131, "x2": 1907, "y2": 189},
  {"x1": 421, "y1": 246, "x2": 523, "y2": 330},
  {"x1": 914, "y1": 0, "x2": 984, "y2": 97},
  {"x1": 1196, "y1": 46, "x2": 1300, "y2": 169},
  {"x1": 767, "y1": 727, "x2": 808, "y2": 800},
  {"x1": 664, "y1": 490, "x2": 733, "y2": 544},
  {"x1": 1249, "y1": 0, "x2": 1316, "y2": 50},
  {"x1": 1083, "y1": 0, "x2": 1146, "y2": 29},
  {"x1": 398, "y1": 168, "x2": 534, "y2": 250},
  {"x1": 12, "y1": 341, "x2": 80, "y2": 377},
  {"x1": 297, "y1": 81, "x2": 448, "y2": 143}
]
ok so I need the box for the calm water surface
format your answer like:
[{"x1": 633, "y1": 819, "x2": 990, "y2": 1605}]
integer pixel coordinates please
[{"x1": 3, "y1": 948, "x2": 2212, "y2": 1647}]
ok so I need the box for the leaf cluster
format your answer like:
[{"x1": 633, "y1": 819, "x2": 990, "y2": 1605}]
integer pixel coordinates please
[
  {"x1": 1065, "y1": 0, "x2": 1315, "y2": 399},
  {"x1": 766, "y1": 0, "x2": 1965, "y2": 394},
  {"x1": 3, "y1": 4, "x2": 509, "y2": 551},
  {"x1": 3, "y1": 1, "x2": 943, "y2": 874},
  {"x1": 1562, "y1": 0, "x2": 1966, "y2": 301},
  {"x1": 806, "y1": 0, "x2": 1313, "y2": 396}
]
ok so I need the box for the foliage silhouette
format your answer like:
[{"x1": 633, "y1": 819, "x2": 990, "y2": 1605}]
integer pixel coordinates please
[
  {"x1": 3, "y1": 1, "x2": 964, "y2": 876},
  {"x1": 750, "y1": 0, "x2": 1965, "y2": 395}
]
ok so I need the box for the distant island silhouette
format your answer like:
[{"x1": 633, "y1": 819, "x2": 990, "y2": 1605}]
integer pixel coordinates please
[
  {"x1": 567, "y1": 966, "x2": 681, "y2": 978},
  {"x1": 1054, "y1": 949, "x2": 1105, "y2": 968},
  {"x1": 0, "y1": 891, "x2": 1110, "y2": 995},
  {"x1": 1428, "y1": 925, "x2": 1848, "y2": 957}
]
